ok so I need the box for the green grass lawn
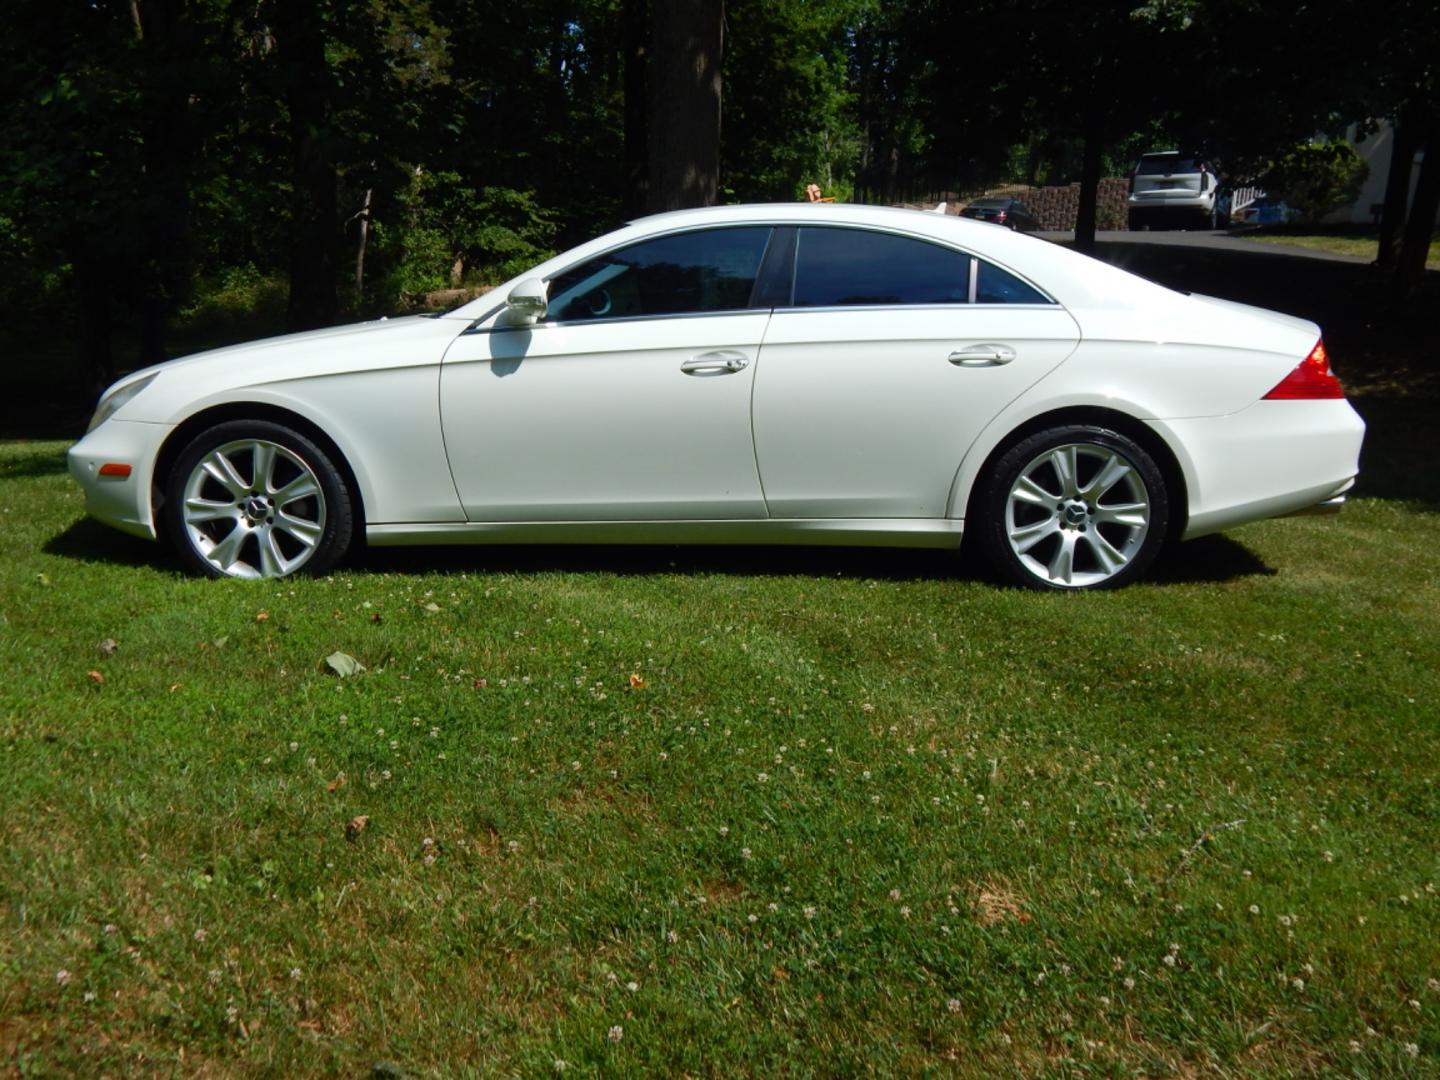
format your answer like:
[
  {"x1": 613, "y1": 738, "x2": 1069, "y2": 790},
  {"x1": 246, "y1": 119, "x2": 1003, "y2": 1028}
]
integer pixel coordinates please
[
  {"x1": 2, "y1": 440, "x2": 1438, "y2": 1077},
  {"x1": 1240, "y1": 231, "x2": 1440, "y2": 270}
]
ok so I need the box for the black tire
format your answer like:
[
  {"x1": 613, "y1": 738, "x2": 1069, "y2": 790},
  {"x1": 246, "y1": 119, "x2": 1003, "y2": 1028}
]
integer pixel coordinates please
[
  {"x1": 163, "y1": 419, "x2": 355, "y2": 579},
  {"x1": 975, "y1": 424, "x2": 1169, "y2": 591}
]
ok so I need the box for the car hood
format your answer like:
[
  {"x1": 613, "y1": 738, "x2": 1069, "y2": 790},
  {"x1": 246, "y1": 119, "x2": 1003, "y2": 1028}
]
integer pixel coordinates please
[{"x1": 108, "y1": 315, "x2": 467, "y2": 424}]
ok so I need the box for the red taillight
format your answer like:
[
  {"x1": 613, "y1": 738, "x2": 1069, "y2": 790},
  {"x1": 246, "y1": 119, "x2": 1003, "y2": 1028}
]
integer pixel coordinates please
[
  {"x1": 1263, "y1": 340, "x2": 1345, "y2": 399},
  {"x1": 995, "y1": 210, "x2": 1007, "y2": 222}
]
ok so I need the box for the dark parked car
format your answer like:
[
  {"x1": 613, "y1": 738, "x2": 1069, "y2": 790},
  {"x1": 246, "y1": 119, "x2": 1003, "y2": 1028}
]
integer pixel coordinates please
[{"x1": 960, "y1": 197, "x2": 1040, "y2": 232}]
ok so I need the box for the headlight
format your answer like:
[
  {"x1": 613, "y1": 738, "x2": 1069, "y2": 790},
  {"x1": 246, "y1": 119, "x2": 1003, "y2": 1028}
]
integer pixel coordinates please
[{"x1": 87, "y1": 373, "x2": 159, "y2": 433}]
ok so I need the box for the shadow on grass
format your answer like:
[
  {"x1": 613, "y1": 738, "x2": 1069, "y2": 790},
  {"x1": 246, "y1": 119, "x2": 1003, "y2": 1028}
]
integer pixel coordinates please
[
  {"x1": 0, "y1": 446, "x2": 71, "y2": 480},
  {"x1": 355, "y1": 541, "x2": 975, "y2": 583},
  {"x1": 44, "y1": 517, "x2": 1273, "y2": 588},
  {"x1": 43, "y1": 517, "x2": 175, "y2": 571},
  {"x1": 354, "y1": 533, "x2": 1273, "y2": 588},
  {"x1": 1350, "y1": 397, "x2": 1439, "y2": 511},
  {"x1": 1151, "y1": 534, "x2": 1275, "y2": 584}
]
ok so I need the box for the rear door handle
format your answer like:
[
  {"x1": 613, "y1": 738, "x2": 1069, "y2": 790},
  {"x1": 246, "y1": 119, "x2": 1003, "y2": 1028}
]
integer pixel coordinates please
[
  {"x1": 682, "y1": 350, "x2": 750, "y2": 375},
  {"x1": 949, "y1": 344, "x2": 1016, "y2": 366}
]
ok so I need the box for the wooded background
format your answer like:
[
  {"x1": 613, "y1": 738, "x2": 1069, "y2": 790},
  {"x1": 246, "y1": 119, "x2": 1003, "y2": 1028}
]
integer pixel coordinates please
[{"x1": 1, "y1": 0, "x2": 1435, "y2": 399}]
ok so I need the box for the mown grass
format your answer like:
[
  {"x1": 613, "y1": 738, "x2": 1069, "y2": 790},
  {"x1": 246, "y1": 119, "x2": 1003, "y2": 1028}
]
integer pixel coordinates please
[
  {"x1": 1, "y1": 439, "x2": 1437, "y2": 1078},
  {"x1": 1240, "y1": 231, "x2": 1440, "y2": 270}
]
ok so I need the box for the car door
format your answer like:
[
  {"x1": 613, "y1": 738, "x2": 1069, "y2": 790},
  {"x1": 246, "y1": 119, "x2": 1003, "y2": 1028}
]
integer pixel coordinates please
[
  {"x1": 440, "y1": 226, "x2": 774, "y2": 522},
  {"x1": 751, "y1": 225, "x2": 1081, "y2": 519}
]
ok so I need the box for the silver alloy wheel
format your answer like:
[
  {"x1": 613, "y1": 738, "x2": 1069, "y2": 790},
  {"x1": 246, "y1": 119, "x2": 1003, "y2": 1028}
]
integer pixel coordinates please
[
  {"x1": 180, "y1": 439, "x2": 327, "y2": 579},
  {"x1": 1004, "y1": 442, "x2": 1151, "y2": 588}
]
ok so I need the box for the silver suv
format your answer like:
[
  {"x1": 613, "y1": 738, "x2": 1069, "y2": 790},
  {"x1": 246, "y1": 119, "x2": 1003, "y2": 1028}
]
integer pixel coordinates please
[{"x1": 1127, "y1": 151, "x2": 1225, "y2": 230}]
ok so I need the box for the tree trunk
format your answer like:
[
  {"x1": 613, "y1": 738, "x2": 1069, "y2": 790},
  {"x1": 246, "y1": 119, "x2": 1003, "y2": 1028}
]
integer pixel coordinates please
[
  {"x1": 622, "y1": 0, "x2": 649, "y2": 218},
  {"x1": 1073, "y1": 110, "x2": 1104, "y2": 254},
  {"x1": 1394, "y1": 127, "x2": 1439, "y2": 297},
  {"x1": 135, "y1": 0, "x2": 196, "y2": 366},
  {"x1": 1377, "y1": 105, "x2": 1419, "y2": 270},
  {"x1": 354, "y1": 187, "x2": 372, "y2": 301},
  {"x1": 76, "y1": 247, "x2": 115, "y2": 395},
  {"x1": 645, "y1": 0, "x2": 723, "y2": 213},
  {"x1": 276, "y1": 2, "x2": 338, "y2": 330}
]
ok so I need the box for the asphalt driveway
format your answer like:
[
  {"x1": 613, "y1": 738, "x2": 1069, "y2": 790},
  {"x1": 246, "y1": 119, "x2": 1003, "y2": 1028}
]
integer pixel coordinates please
[{"x1": 1036, "y1": 228, "x2": 1373, "y2": 264}]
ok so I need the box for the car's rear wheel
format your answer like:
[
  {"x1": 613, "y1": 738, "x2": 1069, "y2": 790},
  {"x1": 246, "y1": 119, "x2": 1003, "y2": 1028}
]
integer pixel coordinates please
[
  {"x1": 164, "y1": 420, "x2": 354, "y2": 580},
  {"x1": 976, "y1": 425, "x2": 1169, "y2": 590}
]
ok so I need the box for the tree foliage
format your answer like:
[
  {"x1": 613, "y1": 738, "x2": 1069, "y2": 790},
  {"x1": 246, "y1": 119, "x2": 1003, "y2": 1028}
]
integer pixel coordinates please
[
  {"x1": 0, "y1": 0, "x2": 1432, "y2": 394},
  {"x1": 1263, "y1": 142, "x2": 1370, "y2": 224}
]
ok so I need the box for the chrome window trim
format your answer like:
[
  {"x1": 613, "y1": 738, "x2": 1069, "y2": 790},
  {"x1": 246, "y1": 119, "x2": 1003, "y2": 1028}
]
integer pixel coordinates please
[
  {"x1": 470, "y1": 307, "x2": 773, "y2": 335},
  {"x1": 772, "y1": 302, "x2": 1061, "y2": 315},
  {"x1": 462, "y1": 301, "x2": 1065, "y2": 335},
  {"x1": 462, "y1": 220, "x2": 1059, "y2": 334}
]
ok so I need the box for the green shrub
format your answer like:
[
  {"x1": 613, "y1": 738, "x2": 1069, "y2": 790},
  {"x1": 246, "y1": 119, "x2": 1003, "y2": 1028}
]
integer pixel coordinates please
[
  {"x1": 1262, "y1": 141, "x2": 1369, "y2": 223},
  {"x1": 177, "y1": 263, "x2": 288, "y2": 339},
  {"x1": 380, "y1": 169, "x2": 558, "y2": 302}
]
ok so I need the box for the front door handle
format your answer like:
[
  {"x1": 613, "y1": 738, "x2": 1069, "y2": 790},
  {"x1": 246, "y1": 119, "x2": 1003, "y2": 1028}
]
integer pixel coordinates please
[
  {"x1": 949, "y1": 344, "x2": 1016, "y2": 367},
  {"x1": 682, "y1": 350, "x2": 750, "y2": 375}
]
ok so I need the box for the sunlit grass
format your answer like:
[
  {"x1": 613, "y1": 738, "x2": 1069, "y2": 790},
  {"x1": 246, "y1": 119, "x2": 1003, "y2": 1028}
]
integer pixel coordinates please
[
  {"x1": 1, "y1": 440, "x2": 1437, "y2": 1076},
  {"x1": 1241, "y1": 231, "x2": 1440, "y2": 269}
]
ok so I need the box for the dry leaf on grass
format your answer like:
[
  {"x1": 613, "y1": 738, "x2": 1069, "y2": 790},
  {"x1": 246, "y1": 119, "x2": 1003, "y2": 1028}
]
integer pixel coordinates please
[
  {"x1": 972, "y1": 880, "x2": 1031, "y2": 926},
  {"x1": 345, "y1": 815, "x2": 369, "y2": 840}
]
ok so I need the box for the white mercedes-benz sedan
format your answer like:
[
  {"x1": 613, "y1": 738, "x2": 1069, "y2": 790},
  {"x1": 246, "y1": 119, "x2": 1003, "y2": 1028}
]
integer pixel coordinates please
[{"x1": 68, "y1": 203, "x2": 1364, "y2": 589}]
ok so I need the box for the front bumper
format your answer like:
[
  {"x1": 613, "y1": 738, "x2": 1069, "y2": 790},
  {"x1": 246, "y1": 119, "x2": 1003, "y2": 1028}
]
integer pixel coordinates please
[{"x1": 67, "y1": 420, "x2": 173, "y2": 540}]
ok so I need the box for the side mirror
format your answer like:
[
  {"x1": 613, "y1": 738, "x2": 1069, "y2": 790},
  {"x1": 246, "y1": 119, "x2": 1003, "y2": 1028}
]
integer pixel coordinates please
[{"x1": 506, "y1": 279, "x2": 548, "y2": 324}]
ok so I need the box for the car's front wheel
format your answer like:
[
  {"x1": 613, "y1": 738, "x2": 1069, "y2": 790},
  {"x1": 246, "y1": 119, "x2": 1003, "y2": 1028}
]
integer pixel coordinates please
[
  {"x1": 163, "y1": 420, "x2": 354, "y2": 580},
  {"x1": 976, "y1": 425, "x2": 1169, "y2": 590}
]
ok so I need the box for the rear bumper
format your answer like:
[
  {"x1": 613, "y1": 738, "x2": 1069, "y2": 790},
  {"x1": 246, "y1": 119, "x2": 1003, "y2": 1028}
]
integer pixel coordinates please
[
  {"x1": 1128, "y1": 193, "x2": 1213, "y2": 211},
  {"x1": 1149, "y1": 399, "x2": 1366, "y2": 540},
  {"x1": 1282, "y1": 493, "x2": 1348, "y2": 517}
]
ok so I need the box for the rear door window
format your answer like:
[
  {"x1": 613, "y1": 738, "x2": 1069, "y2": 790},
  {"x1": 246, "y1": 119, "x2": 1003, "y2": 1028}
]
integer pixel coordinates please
[{"x1": 793, "y1": 227, "x2": 970, "y2": 307}]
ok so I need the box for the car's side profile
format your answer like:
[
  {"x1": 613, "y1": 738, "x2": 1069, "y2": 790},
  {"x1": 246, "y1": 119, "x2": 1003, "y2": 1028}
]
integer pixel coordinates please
[{"x1": 69, "y1": 203, "x2": 1364, "y2": 589}]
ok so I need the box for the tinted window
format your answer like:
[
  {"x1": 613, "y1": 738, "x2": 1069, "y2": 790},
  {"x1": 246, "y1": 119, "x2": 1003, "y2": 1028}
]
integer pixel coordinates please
[
  {"x1": 975, "y1": 260, "x2": 1049, "y2": 304},
  {"x1": 793, "y1": 228, "x2": 970, "y2": 307},
  {"x1": 546, "y1": 227, "x2": 771, "y2": 322}
]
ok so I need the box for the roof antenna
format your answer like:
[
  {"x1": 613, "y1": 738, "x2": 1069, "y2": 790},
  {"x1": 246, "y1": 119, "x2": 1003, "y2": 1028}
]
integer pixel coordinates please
[{"x1": 932, "y1": 201, "x2": 947, "y2": 214}]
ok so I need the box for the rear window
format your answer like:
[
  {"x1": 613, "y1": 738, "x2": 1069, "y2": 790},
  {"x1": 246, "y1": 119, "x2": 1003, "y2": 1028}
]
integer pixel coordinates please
[
  {"x1": 975, "y1": 262, "x2": 1048, "y2": 304},
  {"x1": 1137, "y1": 156, "x2": 1202, "y2": 176}
]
